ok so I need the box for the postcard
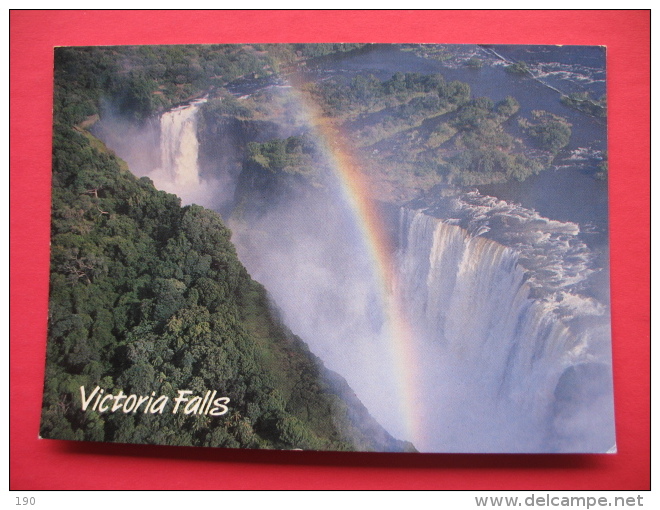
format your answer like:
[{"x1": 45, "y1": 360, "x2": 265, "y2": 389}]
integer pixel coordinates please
[{"x1": 40, "y1": 43, "x2": 614, "y2": 453}]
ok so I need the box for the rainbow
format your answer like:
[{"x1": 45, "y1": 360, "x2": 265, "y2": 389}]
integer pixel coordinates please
[{"x1": 284, "y1": 79, "x2": 424, "y2": 446}]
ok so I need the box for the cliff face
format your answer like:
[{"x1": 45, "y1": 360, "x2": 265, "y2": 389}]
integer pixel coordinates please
[
  {"x1": 197, "y1": 114, "x2": 284, "y2": 184},
  {"x1": 41, "y1": 124, "x2": 414, "y2": 452}
]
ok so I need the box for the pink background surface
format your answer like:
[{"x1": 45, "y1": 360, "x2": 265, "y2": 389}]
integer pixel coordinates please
[{"x1": 10, "y1": 10, "x2": 650, "y2": 490}]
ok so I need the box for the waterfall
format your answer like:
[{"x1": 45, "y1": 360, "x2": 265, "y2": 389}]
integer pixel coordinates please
[
  {"x1": 396, "y1": 206, "x2": 614, "y2": 452},
  {"x1": 92, "y1": 96, "x2": 220, "y2": 207},
  {"x1": 159, "y1": 99, "x2": 206, "y2": 187},
  {"x1": 231, "y1": 183, "x2": 615, "y2": 452},
  {"x1": 137, "y1": 97, "x2": 221, "y2": 206}
]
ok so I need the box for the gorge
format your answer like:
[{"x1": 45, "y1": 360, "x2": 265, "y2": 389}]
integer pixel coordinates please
[
  {"x1": 119, "y1": 77, "x2": 613, "y2": 451},
  {"x1": 46, "y1": 43, "x2": 615, "y2": 453}
]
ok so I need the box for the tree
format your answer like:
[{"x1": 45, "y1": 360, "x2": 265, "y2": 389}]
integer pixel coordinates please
[
  {"x1": 524, "y1": 112, "x2": 572, "y2": 152},
  {"x1": 494, "y1": 96, "x2": 520, "y2": 118}
]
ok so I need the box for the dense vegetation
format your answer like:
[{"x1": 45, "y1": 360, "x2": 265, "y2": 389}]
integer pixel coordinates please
[
  {"x1": 53, "y1": 45, "x2": 274, "y2": 124},
  {"x1": 42, "y1": 46, "x2": 414, "y2": 451},
  {"x1": 246, "y1": 136, "x2": 318, "y2": 176},
  {"x1": 313, "y1": 71, "x2": 470, "y2": 117},
  {"x1": 304, "y1": 71, "x2": 563, "y2": 191},
  {"x1": 519, "y1": 110, "x2": 572, "y2": 153},
  {"x1": 53, "y1": 44, "x2": 367, "y2": 125}
]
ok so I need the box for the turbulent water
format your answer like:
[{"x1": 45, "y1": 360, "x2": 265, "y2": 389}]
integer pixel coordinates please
[
  {"x1": 227, "y1": 187, "x2": 614, "y2": 452},
  {"x1": 396, "y1": 192, "x2": 613, "y2": 452}
]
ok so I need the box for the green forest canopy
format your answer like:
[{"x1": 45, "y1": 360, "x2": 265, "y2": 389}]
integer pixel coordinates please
[{"x1": 42, "y1": 44, "x2": 413, "y2": 452}]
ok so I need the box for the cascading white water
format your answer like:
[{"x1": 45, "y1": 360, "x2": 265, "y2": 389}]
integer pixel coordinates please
[
  {"x1": 159, "y1": 99, "x2": 206, "y2": 187},
  {"x1": 231, "y1": 183, "x2": 614, "y2": 452},
  {"x1": 132, "y1": 97, "x2": 222, "y2": 206},
  {"x1": 396, "y1": 206, "x2": 614, "y2": 452},
  {"x1": 92, "y1": 97, "x2": 215, "y2": 206},
  {"x1": 399, "y1": 210, "x2": 570, "y2": 376}
]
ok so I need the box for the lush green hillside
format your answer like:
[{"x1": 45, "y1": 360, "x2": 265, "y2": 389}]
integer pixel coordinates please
[
  {"x1": 42, "y1": 123, "x2": 413, "y2": 452},
  {"x1": 41, "y1": 45, "x2": 414, "y2": 451}
]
